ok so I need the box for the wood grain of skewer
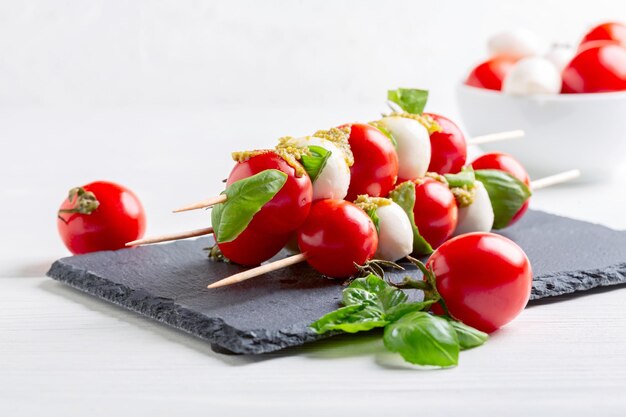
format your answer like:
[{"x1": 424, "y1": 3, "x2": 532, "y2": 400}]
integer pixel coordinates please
[
  {"x1": 207, "y1": 253, "x2": 308, "y2": 289},
  {"x1": 468, "y1": 130, "x2": 525, "y2": 145},
  {"x1": 173, "y1": 194, "x2": 227, "y2": 213},
  {"x1": 126, "y1": 227, "x2": 214, "y2": 246}
]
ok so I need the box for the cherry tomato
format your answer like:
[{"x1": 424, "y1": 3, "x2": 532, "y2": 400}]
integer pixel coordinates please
[
  {"x1": 471, "y1": 152, "x2": 531, "y2": 226},
  {"x1": 424, "y1": 113, "x2": 467, "y2": 174},
  {"x1": 580, "y1": 22, "x2": 626, "y2": 49},
  {"x1": 413, "y1": 178, "x2": 458, "y2": 249},
  {"x1": 227, "y1": 151, "x2": 313, "y2": 236},
  {"x1": 562, "y1": 44, "x2": 626, "y2": 93},
  {"x1": 427, "y1": 232, "x2": 532, "y2": 333},
  {"x1": 297, "y1": 200, "x2": 378, "y2": 278},
  {"x1": 345, "y1": 123, "x2": 399, "y2": 201},
  {"x1": 216, "y1": 226, "x2": 289, "y2": 267},
  {"x1": 57, "y1": 181, "x2": 146, "y2": 254},
  {"x1": 465, "y1": 56, "x2": 518, "y2": 91}
]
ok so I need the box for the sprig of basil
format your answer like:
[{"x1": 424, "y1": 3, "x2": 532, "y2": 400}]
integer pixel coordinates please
[
  {"x1": 389, "y1": 181, "x2": 433, "y2": 256},
  {"x1": 211, "y1": 169, "x2": 287, "y2": 243},
  {"x1": 383, "y1": 312, "x2": 459, "y2": 367},
  {"x1": 387, "y1": 88, "x2": 429, "y2": 115},
  {"x1": 300, "y1": 145, "x2": 331, "y2": 182},
  {"x1": 474, "y1": 169, "x2": 532, "y2": 229},
  {"x1": 310, "y1": 274, "x2": 488, "y2": 368},
  {"x1": 370, "y1": 122, "x2": 398, "y2": 148}
]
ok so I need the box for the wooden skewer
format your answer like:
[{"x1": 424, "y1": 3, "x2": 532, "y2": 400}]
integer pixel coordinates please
[
  {"x1": 468, "y1": 130, "x2": 524, "y2": 145},
  {"x1": 172, "y1": 195, "x2": 227, "y2": 213},
  {"x1": 207, "y1": 253, "x2": 308, "y2": 289},
  {"x1": 531, "y1": 169, "x2": 581, "y2": 191},
  {"x1": 126, "y1": 227, "x2": 214, "y2": 247}
]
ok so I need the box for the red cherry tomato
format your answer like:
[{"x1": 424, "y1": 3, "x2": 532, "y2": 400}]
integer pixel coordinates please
[
  {"x1": 345, "y1": 123, "x2": 399, "y2": 201},
  {"x1": 297, "y1": 200, "x2": 378, "y2": 278},
  {"x1": 465, "y1": 56, "x2": 517, "y2": 91},
  {"x1": 580, "y1": 22, "x2": 626, "y2": 49},
  {"x1": 413, "y1": 178, "x2": 458, "y2": 249},
  {"x1": 577, "y1": 39, "x2": 622, "y2": 53},
  {"x1": 57, "y1": 181, "x2": 146, "y2": 254},
  {"x1": 424, "y1": 113, "x2": 467, "y2": 174},
  {"x1": 562, "y1": 44, "x2": 626, "y2": 93},
  {"x1": 427, "y1": 232, "x2": 532, "y2": 333},
  {"x1": 227, "y1": 151, "x2": 313, "y2": 236},
  {"x1": 216, "y1": 226, "x2": 289, "y2": 267},
  {"x1": 471, "y1": 152, "x2": 531, "y2": 226}
]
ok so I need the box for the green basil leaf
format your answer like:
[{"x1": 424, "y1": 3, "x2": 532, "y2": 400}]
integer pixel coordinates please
[
  {"x1": 377, "y1": 286, "x2": 409, "y2": 311},
  {"x1": 389, "y1": 181, "x2": 433, "y2": 255},
  {"x1": 444, "y1": 318, "x2": 489, "y2": 350},
  {"x1": 300, "y1": 145, "x2": 331, "y2": 182},
  {"x1": 365, "y1": 207, "x2": 381, "y2": 235},
  {"x1": 387, "y1": 88, "x2": 429, "y2": 115},
  {"x1": 474, "y1": 169, "x2": 532, "y2": 229},
  {"x1": 310, "y1": 304, "x2": 388, "y2": 334},
  {"x1": 370, "y1": 122, "x2": 398, "y2": 148},
  {"x1": 348, "y1": 274, "x2": 389, "y2": 295},
  {"x1": 211, "y1": 169, "x2": 287, "y2": 243},
  {"x1": 342, "y1": 287, "x2": 380, "y2": 308},
  {"x1": 385, "y1": 300, "x2": 436, "y2": 322},
  {"x1": 444, "y1": 167, "x2": 476, "y2": 188},
  {"x1": 383, "y1": 312, "x2": 459, "y2": 367}
]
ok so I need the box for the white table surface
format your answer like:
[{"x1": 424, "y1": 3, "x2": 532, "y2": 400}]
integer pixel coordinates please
[{"x1": 2, "y1": 107, "x2": 626, "y2": 416}]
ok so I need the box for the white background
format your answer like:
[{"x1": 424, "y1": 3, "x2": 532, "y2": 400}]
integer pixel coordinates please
[{"x1": 2, "y1": 1, "x2": 626, "y2": 416}]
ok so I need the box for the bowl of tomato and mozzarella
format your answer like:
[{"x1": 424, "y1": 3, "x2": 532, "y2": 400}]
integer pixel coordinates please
[{"x1": 457, "y1": 22, "x2": 626, "y2": 180}]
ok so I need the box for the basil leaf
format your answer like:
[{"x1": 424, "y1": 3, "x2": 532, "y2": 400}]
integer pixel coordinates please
[
  {"x1": 385, "y1": 300, "x2": 436, "y2": 322},
  {"x1": 377, "y1": 286, "x2": 409, "y2": 311},
  {"x1": 444, "y1": 167, "x2": 476, "y2": 188},
  {"x1": 342, "y1": 287, "x2": 380, "y2": 308},
  {"x1": 389, "y1": 181, "x2": 433, "y2": 255},
  {"x1": 348, "y1": 274, "x2": 389, "y2": 294},
  {"x1": 211, "y1": 169, "x2": 287, "y2": 243},
  {"x1": 444, "y1": 318, "x2": 488, "y2": 350},
  {"x1": 300, "y1": 145, "x2": 331, "y2": 182},
  {"x1": 387, "y1": 88, "x2": 429, "y2": 115},
  {"x1": 365, "y1": 207, "x2": 381, "y2": 235},
  {"x1": 370, "y1": 122, "x2": 398, "y2": 148},
  {"x1": 474, "y1": 169, "x2": 532, "y2": 229},
  {"x1": 383, "y1": 312, "x2": 459, "y2": 367},
  {"x1": 310, "y1": 304, "x2": 388, "y2": 334}
]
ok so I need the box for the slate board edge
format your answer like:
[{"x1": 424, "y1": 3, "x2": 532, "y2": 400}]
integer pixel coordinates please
[
  {"x1": 46, "y1": 260, "x2": 332, "y2": 355},
  {"x1": 530, "y1": 261, "x2": 626, "y2": 300}
]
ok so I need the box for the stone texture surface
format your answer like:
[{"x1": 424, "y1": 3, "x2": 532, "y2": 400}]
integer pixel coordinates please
[{"x1": 47, "y1": 210, "x2": 626, "y2": 354}]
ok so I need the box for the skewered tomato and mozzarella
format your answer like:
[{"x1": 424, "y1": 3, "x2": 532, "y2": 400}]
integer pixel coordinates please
[
  {"x1": 345, "y1": 123, "x2": 399, "y2": 201},
  {"x1": 424, "y1": 113, "x2": 467, "y2": 175},
  {"x1": 376, "y1": 116, "x2": 431, "y2": 182},
  {"x1": 226, "y1": 151, "x2": 313, "y2": 236},
  {"x1": 297, "y1": 199, "x2": 378, "y2": 278},
  {"x1": 471, "y1": 152, "x2": 531, "y2": 226},
  {"x1": 354, "y1": 196, "x2": 413, "y2": 262},
  {"x1": 453, "y1": 180, "x2": 495, "y2": 236},
  {"x1": 278, "y1": 128, "x2": 352, "y2": 201}
]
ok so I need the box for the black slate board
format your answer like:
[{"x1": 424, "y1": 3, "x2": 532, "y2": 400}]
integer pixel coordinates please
[{"x1": 47, "y1": 210, "x2": 626, "y2": 355}]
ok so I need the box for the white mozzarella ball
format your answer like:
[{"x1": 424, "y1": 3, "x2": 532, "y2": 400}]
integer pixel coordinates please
[
  {"x1": 290, "y1": 136, "x2": 350, "y2": 200},
  {"x1": 374, "y1": 202, "x2": 414, "y2": 262},
  {"x1": 502, "y1": 57, "x2": 561, "y2": 95},
  {"x1": 488, "y1": 28, "x2": 548, "y2": 59},
  {"x1": 544, "y1": 44, "x2": 575, "y2": 72},
  {"x1": 454, "y1": 181, "x2": 494, "y2": 236},
  {"x1": 379, "y1": 117, "x2": 431, "y2": 180}
]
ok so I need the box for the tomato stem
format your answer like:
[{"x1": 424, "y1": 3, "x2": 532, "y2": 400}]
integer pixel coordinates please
[{"x1": 57, "y1": 187, "x2": 100, "y2": 217}]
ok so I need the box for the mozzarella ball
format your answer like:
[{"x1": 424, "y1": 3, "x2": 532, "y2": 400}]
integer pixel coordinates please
[
  {"x1": 454, "y1": 181, "x2": 494, "y2": 236},
  {"x1": 488, "y1": 28, "x2": 548, "y2": 59},
  {"x1": 544, "y1": 44, "x2": 575, "y2": 72},
  {"x1": 378, "y1": 117, "x2": 431, "y2": 180},
  {"x1": 374, "y1": 202, "x2": 414, "y2": 262},
  {"x1": 290, "y1": 136, "x2": 350, "y2": 200},
  {"x1": 502, "y1": 57, "x2": 561, "y2": 95}
]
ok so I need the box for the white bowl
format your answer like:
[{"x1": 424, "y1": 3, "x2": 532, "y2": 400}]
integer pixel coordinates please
[{"x1": 456, "y1": 84, "x2": 626, "y2": 181}]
